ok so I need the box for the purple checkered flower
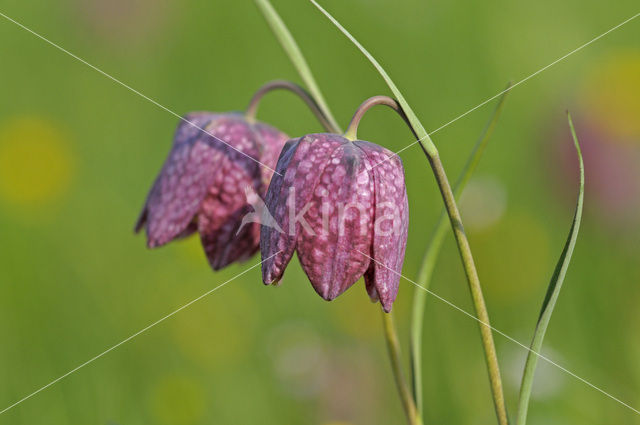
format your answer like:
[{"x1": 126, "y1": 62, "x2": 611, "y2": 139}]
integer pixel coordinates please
[
  {"x1": 135, "y1": 112, "x2": 288, "y2": 270},
  {"x1": 260, "y1": 133, "x2": 409, "y2": 312}
]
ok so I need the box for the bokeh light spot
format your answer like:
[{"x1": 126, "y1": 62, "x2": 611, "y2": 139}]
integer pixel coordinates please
[
  {"x1": 77, "y1": 0, "x2": 174, "y2": 48},
  {"x1": 267, "y1": 323, "x2": 328, "y2": 398},
  {"x1": 582, "y1": 49, "x2": 640, "y2": 142},
  {"x1": 548, "y1": 115, "x2": 640, "y2": 224},
  {"x1": 460, "y1": 176, "x2": 507, "y2": 232},
  {"x1": 0, "y1": 116, "x2": 74, "y2": 208}
]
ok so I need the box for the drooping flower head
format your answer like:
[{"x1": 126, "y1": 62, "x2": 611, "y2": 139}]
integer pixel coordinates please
[
  {"x1": 135, "y1": 112, "x2": 288, "y2": 270},
  {"x1": 260, "y1": 133, "x2": 409, "y2": 312}
]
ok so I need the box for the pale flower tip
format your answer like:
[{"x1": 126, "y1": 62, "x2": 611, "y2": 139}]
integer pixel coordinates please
[
  {"x1": 270, "y1": 278, "x2": 282, "y2": 287},
  {"x1": 262, "y1": 268, "x2": 281, "y2": 286}
]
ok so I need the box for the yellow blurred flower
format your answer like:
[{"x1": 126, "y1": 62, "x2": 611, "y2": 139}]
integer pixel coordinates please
[
  {"x1": 0, "y1": 116, "x2": 74, "y2": 208},
  {"x1": 149, "y1": 375, "x2": 206, "y2": 425},
  {"x1": 582, "y1": 49, "x2": 640, "y2": 142}
]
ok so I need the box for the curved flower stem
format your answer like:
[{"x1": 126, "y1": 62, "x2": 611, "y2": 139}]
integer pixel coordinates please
[
  {"x1": 410, "y1": 88, "x2": 510, "y2": 415},
  {"x1": 344, "y1": 95, "x2": 411, "y2": 140},
  {"x1": 245, "y1": 80, "x2": 337, "y2": 133},
  {"x1": 253, "y1": 0, "x2": 342, "y2": 133},
  {"x1": 308, "y1": 4, "x2": 509, "y2": 423},
  {"x1": 381, "y1": 309, "x2": 423, "y2": 425},
  {"x1": 347, "y1": 95, "x2": 508, "y2": 425},
  {"x1": 428, "y1": 152, "x2": 508, "y2": 425}
]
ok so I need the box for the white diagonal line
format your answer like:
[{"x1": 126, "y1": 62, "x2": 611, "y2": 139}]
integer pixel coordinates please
[
  {"x1": 366, "y1": 10, "x2": 640, "y2": 173},
  {"x1": 356, "y1": 249, "x2": 640, "y2": 417},
  {"x1": 0, "y1": 11, "x2": 281, "y2": 176},
  {"x1": 0, "y1": 252, "x2": 279, "y2": 416}
]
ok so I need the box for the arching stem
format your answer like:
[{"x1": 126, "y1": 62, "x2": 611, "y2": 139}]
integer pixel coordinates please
[
  {"x1": 350, "y1": 94, "x2": 509, "y2": 425},
  {"x1": 254, "y1": 0, "x2": 342, "y2": 133},
  {"x1": 345, "y1": 95, "x2": 414, "y2": 140},
  {"x1": 350, "y1": 96, "x2": 422, "y2": 425},
  {"x1": 309, "y1": 3, "x2": 509, "y2": 422},
  {"x1": 245, "y1": 80, "x2": 337, "y2": 133}
]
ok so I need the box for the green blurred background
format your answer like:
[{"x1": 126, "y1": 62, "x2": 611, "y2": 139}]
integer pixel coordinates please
[{"x1": 1, "y1": 0, "x2": 639, "y2": 424}]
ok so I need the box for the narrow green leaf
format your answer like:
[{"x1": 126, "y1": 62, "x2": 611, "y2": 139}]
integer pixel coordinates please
[
  {"x1": 254, "y1": 0, "x2": 342, "y2": 133},
  {"x1": 308, "y1": 0, "x2": 437, "y2": 156},
  {"x1": 409, "y1": 85, "x2": 510, "y2": 414},
  {"x1": 516, "y1": 113, "x2": 585, "y2": 425},
  {"x1": 309, "y1": 4, "x2": 511, "y2": 424}
]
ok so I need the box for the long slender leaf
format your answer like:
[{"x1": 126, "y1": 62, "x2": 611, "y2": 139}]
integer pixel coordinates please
[
  {"x1": 254, "y1": 0, "x2": 342, "y2": 133},
  {"x1": 309, "y1": 4, "x2": 511, "y2": 425},
  {"x1": 308, "y1": 0, "x2": 437, "y2": 156},
  {"x1": 410, "y1": 85, "x2": 510, "y2": 414},
  {"x1": 516, "y1": 113, "x2": 585, "y2": 425}
]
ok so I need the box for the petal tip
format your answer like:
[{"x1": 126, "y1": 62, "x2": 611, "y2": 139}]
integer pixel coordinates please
[
  {"x1": 380, "y1": 300, "x2": 393, "y2": 313},
  {"x1": 262, "y1": 269, "x2": 280, "y2": 286}
]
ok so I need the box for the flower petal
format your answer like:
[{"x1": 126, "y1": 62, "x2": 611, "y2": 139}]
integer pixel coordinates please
[
  {"x1": 355, "y1": 141, "x2": 409, "y2": 312},
  {"x1": 136, "y1": 113, "x2": 221, "y2": 247},
  {"x1": 260, "y1": 134, "x2": 344, "y2": 285},
  {"x1": 198, "y1": 198, "x2": 259, "y2": 270},
  {"x1": 296, "y1": 142, "x2": 374, "y2": 300},
  {"x1": 196, "y1": 116, "x2": 262, "y2": 269}
]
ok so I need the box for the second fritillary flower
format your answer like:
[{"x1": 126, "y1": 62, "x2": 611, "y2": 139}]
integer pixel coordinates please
[{"x1": 135, "y1": 112, "x2": 287, "y2": 270}]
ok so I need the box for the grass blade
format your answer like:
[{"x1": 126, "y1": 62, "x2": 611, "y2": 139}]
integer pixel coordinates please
[
  {"x1": 409, "y1": 85, "x2": 510, "y2": 415},
  {"x1": 516, "y1": 113, "x2": 585, "y2": 425},
  {"x1": 254, "y1": 0, "x2": 342, "y2": 133},
  {"x1": 308, "y1": 0, "x2": 437, "y2": 156},
  {"x1": 309, "y1": 3, "x2": 510, "y2": 424}
]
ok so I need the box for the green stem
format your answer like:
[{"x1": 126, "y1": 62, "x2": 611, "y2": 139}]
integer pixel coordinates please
[
  {"x1": 245, "y1": 80, "x2": 337, "y2": 133},
  {"x1": 410, "y1": 88, "x2": 510, "y2": 415},
  {"x1": 254, "y1": 0, "x2": 342, "y2": 133},
  {"x1": 410, "y1": 212, "x2": 448, "y2": 414},
  {"x1": 308, "y1": 2, "x2": 509, "y2": 422},
  {"x1": 381, "y1": 309, "x2": 424, "y2": 425},
  {"x1": 428, "y1": 153, "x2": 509, "y2": 425},
  {"x1": 341, "y1": 80, "x2": 510, "y2": 425},
  {"x1": 344, "y1": 95, "x2": 411, "y2": 140}
]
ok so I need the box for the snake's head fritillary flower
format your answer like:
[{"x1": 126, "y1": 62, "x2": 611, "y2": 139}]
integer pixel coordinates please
[
  {"x1": 135, "y1": 112, "x2": 288, "y2": 270},
  {"x1": 260, "y1": 133, "x2": 409, "y2": 312}
]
